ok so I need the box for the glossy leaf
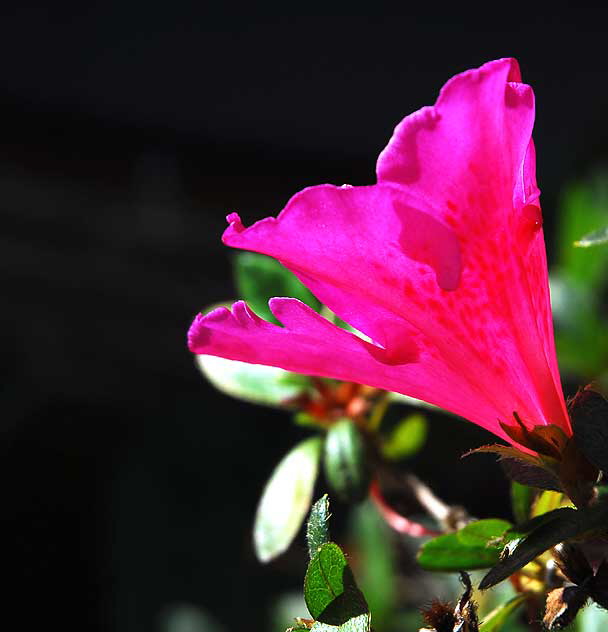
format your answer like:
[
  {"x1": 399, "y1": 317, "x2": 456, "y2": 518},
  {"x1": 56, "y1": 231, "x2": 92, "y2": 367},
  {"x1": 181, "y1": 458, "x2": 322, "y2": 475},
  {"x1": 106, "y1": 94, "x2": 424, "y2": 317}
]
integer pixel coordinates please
[
  {"x1": 380, "y1": 413, "x2": 427, "y2": 460},
  {"x1": 234, "y1": 251, "x2": 321, "y2": 323},
  {"x1": 254, "y1": 437, "x2": 322, "y2": 563},
  {"x1": 479, "y1": 594, "x2": 525, "y2": 631},
  {"x1": 417, "y1": 519, "x2": 512, "y2": 571},
  {"x1": 307, "y1": 495, "x2": 331, "y2": 559},
  {"x1": 304, "y1": 542, "x2": 368, "y2": 624},
  {"x1": 196, "y1": 354, "x2": 311, "y2": 408}
]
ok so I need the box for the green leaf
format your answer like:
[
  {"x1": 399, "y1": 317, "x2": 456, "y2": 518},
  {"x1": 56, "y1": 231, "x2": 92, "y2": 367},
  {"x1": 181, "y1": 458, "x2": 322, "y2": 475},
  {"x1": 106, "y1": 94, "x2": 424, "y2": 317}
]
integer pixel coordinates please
[
  {"x1": 310, "y1": 612, "x2": 371, "y2": 632},
  {"x1": 574, "y1": 225, "x2": 608, "y2": 248},
  {"x1": 349, "y1": 502, "x2": 395, "y2": 629},
  {"x1": 479, "y1": 594, "x2": 526, "y2": 632},
  {"x1": 380, "y1": 414, "x2": 427, "y2": 460},
  {"x1": 323, "y1": 420, "x2": 371, "y2": 504},
  {"x1": 254, "y1": 437, "x2": 322, "y2": 563},
  {"x1": 510, "y1": 482, "x2": 535, "y2": 524},
  {"x1": 479, "y1": 501, "x2": 608, "y2": 590},
  {"x1": 307, "y1": 495, "x2": 331, "y2": 559},
  {"x1": 556, "y1": 174, "x2": 608, "y2": 288},
  {"x1": 417, "y1": 519, "x2": 512, "y2": 571},
  {"x1": 550, "y1": 274, "x2": 608, "y2": 378},
  {"x1": 530, "y1": 490, "x2": 568, "y2": 518},
  {"x1": 196, "y1": 354, "x2": 311, "y2": 407},
  {"x1": 234, "y1": 252, "x2": 321, "y2": 323},
  {"x1": 304, "y1": 542, "x2": 368, "y2": 624}
]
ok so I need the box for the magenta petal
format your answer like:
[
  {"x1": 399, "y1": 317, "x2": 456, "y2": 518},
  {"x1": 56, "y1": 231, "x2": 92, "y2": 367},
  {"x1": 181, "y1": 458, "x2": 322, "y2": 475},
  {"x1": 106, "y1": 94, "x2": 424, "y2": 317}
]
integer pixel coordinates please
[
  {"x1": 189, "y1": 299, "x2": 530, "y2": 444},
  {"x1": 191, "y1": 58, "x2": 571, "y2": 444}
]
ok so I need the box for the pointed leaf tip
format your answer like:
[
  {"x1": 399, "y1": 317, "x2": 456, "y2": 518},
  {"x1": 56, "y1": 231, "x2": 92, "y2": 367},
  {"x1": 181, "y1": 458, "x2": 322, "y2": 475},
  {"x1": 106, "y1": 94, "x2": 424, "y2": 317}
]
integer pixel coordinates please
[{"x1": 307, "y1": 495, "x2": 331, "y2": 559}]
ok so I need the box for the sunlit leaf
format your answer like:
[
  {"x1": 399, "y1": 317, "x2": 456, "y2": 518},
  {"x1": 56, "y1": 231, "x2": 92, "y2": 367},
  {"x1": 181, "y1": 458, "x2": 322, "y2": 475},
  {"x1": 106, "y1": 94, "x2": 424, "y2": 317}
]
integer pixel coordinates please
[
  {"x1": 307, "y1": 495, "x2": 331, "y2": 559},
  {"x1": 417, "y1": 519, "x2": 512, "y2": 571},
  {"x1": 380, "y1": 414, "x2": 427, "y2": 460},
  {"x1": 254, "y1": 437, "x2": 322, "y2": 563},
  {"x1": 196, "y1": 354, "x2": 311, "y2": 407},
  {"x1": 309, "y1": 612, "x2": 371, "y2": 632},
  {"x1": 530, "y1": 490, "x2": 570, "y2": 518}
]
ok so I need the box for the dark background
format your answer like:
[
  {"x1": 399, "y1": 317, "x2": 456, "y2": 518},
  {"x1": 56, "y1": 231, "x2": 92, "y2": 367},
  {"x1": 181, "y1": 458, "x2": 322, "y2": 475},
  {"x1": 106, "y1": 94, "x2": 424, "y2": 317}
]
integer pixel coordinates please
[{"x1": 2, "y1": 2, "x2": 608, "y2": 630}]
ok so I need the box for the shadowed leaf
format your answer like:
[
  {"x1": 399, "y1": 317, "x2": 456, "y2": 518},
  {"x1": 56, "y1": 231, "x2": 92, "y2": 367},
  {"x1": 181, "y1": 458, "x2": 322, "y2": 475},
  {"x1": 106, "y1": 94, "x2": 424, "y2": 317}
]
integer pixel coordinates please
[
  {"x1": 304, "y1": 542, "x2": 368, "y2": 624},
  {"x1": 570, "y1": 388, "x2": 608, "y2": 474},
  {"x1": 501, "y1": 458, "x2": 561, "y2": 491},
  {"x1": 323, "y1": 420, "x2": 370, "y2": 503},
  {"x1": 480, "y1": 501, "x2": 608, "y2": 589}
]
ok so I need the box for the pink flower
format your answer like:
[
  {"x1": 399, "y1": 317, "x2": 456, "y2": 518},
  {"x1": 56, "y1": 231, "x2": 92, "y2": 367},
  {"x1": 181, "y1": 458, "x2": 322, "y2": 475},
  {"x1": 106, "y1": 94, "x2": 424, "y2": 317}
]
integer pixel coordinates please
[{"x1": 188, "y1": 58, "x2": 571, "y2": 448}]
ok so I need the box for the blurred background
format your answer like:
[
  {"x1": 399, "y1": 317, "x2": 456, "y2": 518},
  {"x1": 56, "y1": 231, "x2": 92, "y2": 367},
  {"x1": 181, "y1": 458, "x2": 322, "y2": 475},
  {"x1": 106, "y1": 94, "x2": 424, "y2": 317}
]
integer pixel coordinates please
[{"x1": 3, "y1": 2, "x2": 608, "y2": 630}]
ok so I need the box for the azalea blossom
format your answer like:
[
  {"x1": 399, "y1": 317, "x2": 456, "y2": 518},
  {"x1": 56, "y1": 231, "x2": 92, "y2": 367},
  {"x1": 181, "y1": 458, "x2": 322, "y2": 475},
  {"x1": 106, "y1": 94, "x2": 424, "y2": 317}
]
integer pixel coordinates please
[{"x1": 188, "y1": 58, "x2": 571, "y2": 448}]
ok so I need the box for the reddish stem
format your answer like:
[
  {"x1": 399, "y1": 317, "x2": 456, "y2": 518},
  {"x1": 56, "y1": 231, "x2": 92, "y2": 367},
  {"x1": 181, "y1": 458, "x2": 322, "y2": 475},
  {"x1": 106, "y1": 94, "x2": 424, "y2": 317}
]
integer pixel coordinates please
[{"x1": 369, "y1": 480, "x2": 442, "y2": 537}]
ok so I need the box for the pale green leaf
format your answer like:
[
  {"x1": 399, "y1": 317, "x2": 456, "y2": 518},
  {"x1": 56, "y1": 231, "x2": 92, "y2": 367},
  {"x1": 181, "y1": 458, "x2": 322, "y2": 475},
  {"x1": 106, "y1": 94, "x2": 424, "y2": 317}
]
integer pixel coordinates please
[
  {"x1": 254, "y1": 437, "x2": 322, "y2": 562},
  {"x1": 310, "y1": 612, "x2": 371, "y2": 632},
  {"x1": 307, "y1": 495, "x2": 331, "y2": 559},
  {"x1": 196, "y1": 354, "x2": 311, "y2": 408}
]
